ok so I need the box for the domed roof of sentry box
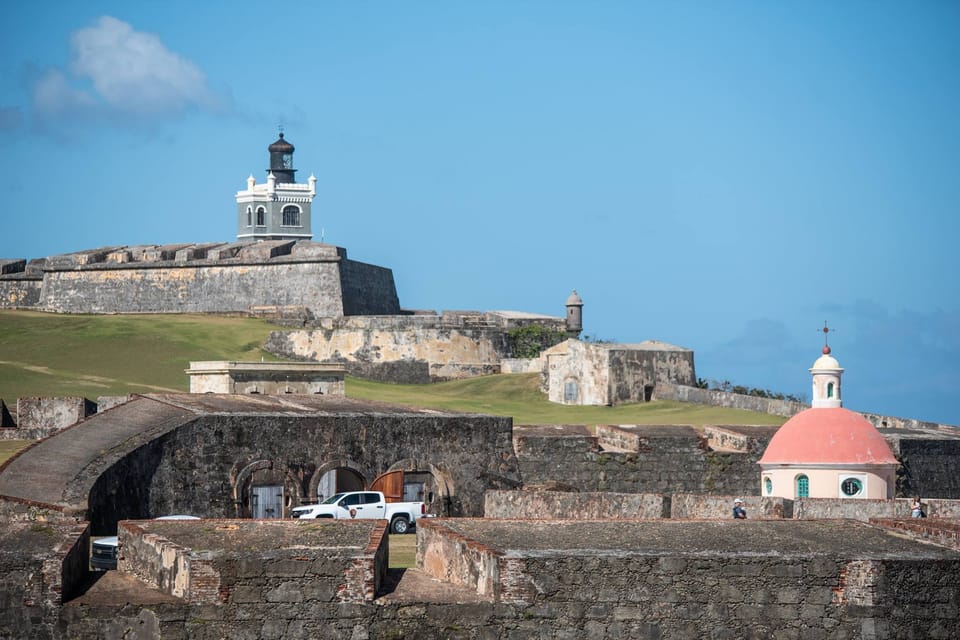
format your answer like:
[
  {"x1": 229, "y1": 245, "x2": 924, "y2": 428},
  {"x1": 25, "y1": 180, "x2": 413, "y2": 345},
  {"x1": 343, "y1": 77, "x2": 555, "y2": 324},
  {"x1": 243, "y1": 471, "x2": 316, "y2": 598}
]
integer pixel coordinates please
[{"x1": 759, "y1": 407, "x2": 897, "y2": 466}]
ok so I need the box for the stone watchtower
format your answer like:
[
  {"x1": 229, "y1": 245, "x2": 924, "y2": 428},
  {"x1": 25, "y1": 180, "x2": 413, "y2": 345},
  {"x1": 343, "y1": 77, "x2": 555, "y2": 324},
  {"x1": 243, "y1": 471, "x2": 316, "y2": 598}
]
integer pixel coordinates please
[
  {"x1": 236, "y1": 132, "x2": 316, "y2": 242},
  {"x1": 565, "y1": 290, "x2": 583, "y2": 337}
]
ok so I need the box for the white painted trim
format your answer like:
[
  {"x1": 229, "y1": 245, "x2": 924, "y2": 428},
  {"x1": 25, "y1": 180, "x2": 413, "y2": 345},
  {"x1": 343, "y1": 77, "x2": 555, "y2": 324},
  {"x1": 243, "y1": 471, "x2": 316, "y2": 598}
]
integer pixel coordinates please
[{"x1": 236, "y1": 232, "x2": 313, "y2": 238}]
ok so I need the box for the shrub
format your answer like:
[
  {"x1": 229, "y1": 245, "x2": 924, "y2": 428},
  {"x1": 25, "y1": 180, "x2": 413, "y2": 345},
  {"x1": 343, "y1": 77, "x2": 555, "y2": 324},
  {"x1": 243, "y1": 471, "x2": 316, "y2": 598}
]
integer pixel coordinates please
[{"x1": 507, "y1": 324, "x2": 567, "y2": 359}]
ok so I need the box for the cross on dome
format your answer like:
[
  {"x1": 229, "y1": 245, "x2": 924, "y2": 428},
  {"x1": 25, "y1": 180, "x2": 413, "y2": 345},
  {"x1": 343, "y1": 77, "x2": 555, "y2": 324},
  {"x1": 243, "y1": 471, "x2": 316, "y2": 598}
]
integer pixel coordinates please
[{"x1": 820, "y1": 321, "x2": 836, "y2": 355}]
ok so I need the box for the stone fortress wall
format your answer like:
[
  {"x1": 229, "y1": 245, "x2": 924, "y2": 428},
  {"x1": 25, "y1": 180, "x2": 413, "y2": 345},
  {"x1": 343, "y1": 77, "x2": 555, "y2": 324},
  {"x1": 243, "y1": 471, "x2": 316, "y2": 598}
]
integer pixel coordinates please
[
  {"x1": 0, "y1": 240, "x2": 400, "y2": 317},
  {"x1": 265, "y1": 311, "x2": 569, "y2": 383},
  {"x1": 8, "y1": 514, "x2": 957, "y2": 639},
  {"x1": 4, "y1": 393, "x2": 959, "y2": 500},
  {"x1": 2, "y1": 393, "x2": 960, "y2": 639}
]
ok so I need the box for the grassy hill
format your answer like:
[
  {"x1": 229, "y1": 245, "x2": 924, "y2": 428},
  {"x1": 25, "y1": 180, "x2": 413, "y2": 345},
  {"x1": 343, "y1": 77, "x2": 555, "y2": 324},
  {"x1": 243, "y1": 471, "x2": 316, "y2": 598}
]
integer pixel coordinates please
[
  {"x1": 0, "y1": 311, "x2": 784, "y2": 428},
  {"x1": 348, "y1": 373, "x2": 782, "y2": 426},
  {"x1": 0, "y1": 311, "x2": 278, "y2": 398}
]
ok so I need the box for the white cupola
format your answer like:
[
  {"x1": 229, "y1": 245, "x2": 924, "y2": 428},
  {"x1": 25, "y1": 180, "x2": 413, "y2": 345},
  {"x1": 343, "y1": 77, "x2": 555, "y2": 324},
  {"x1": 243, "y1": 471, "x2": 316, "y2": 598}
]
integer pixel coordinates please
[{"x1": 810, "y1": 323, "x2": 843, "y2": 408}]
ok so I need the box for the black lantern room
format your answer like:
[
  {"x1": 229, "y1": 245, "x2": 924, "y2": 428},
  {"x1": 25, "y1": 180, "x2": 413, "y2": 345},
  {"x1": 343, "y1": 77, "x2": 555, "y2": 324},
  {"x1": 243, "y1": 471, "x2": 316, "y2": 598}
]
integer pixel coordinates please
[{"x1": 268, "y1": 132, "x2": 296, "y2": 183}]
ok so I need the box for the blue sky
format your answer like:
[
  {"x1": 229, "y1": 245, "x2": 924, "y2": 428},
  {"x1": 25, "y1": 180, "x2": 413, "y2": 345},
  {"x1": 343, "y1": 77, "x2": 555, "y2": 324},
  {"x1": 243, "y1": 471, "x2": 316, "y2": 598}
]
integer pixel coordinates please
[{"x1": 1, "y1": 2, "x2": 958, "y2": 424}]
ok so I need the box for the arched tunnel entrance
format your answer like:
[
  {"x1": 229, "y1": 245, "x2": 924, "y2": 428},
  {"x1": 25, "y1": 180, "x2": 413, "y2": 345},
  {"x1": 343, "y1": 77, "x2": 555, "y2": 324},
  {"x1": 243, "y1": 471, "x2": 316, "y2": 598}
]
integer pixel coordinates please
[{"x1": 231, "y1": 458, "x2": 458, "y2": 519}]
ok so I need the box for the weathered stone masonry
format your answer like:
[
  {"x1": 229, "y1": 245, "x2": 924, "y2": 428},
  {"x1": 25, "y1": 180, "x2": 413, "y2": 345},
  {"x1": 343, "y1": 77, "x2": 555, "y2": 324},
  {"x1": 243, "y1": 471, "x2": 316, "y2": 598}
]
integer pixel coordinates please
[
  {"x1": 0, "y1": 241, "x2": 400, "y2": 317},
  {"x1": 266, "y1": 311, "x2": 568, "y2": 383},
  {"x1": 512, "y1": 423, "x2": 776, "y2": 496},
  {"x1": 0, "y1": 394, "x2": 518, "y2": 535}
]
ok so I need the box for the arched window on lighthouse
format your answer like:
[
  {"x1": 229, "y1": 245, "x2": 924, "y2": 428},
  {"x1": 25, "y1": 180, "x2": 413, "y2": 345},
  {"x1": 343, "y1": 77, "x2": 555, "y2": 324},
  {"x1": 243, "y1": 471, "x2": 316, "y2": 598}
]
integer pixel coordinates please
[
  {"x1": 282, "y1": 205, "x2": 301, "y2": 227},
  {"x1": 827, "y1": 382, "x2": 835, "y2": 398},
  {"x1": 256, "y1": 207, "x2": 265, "y2": 226},
  {"x1": 246, "y1": 206, "x2": 252, "y2": 227}
]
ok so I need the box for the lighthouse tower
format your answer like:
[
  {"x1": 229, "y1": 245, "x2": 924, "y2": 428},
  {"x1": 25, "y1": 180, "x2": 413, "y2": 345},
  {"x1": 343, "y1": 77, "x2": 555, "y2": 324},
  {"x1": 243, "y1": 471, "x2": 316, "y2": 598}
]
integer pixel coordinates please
[{"x1": 236, "y1": 131, "x2": 316, "y2": 242}]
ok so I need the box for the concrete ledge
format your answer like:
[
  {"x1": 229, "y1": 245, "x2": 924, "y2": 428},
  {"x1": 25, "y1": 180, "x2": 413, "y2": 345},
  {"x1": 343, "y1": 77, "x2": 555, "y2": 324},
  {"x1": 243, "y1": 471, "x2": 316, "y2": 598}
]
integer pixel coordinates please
[{"x1": 185, "y1": 361, "x2": 346, "y2": 395}]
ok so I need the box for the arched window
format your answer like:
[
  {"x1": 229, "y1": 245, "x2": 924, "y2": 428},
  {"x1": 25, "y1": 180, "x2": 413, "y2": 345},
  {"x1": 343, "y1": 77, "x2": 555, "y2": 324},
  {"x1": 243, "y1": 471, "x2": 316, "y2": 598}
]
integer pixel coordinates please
[
  {"x1": 796, "y1": 474, "x2": 809, "y2": 498},
  {"x1": 764, "y1": 477, "x2": 773, "y2": 495},
  {"x1": 282, "y1": 205, "x2": 300, "y2": 226},
  {"x1": 256, "y1": 207, "x2": 265, "y2": 226},
  {"x1": 827, "y1": 382, "x2": 834, "y2": 398},
  {"x1": 246, "y1": 206, "x2": 252, "y2": 226}
]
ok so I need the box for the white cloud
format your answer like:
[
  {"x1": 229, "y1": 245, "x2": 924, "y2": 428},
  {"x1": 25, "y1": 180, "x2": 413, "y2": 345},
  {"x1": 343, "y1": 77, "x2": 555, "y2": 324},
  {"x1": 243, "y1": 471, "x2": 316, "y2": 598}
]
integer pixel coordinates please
[
  {"x1": 29, "y1": 16, "x2": 224, "y2": 130},
  {"x1": 32, "y1": 68, "x2": 97, "y2": 119},
  {"x1": 69, "y1": 16, "x2": 215, "y2": 115}
]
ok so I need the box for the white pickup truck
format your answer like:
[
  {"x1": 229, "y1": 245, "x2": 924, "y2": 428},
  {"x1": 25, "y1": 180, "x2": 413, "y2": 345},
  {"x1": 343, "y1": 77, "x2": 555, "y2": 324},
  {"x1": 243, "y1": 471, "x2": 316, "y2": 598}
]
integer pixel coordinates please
[{"x1": 290, "y1": 491, "x2": 426, "y2": 534}]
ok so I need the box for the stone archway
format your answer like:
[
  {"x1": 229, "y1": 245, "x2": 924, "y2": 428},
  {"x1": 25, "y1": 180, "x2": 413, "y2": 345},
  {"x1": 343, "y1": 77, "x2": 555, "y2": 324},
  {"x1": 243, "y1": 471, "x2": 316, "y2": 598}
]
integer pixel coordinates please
[
  {"x1": 306, "y1": 459, "x2": 370, "y2": 505},
  {"x1": 231, "y1": 459, "x2": 304, "y2": 518},
  {"x1": 386, "y1": 458, "x2": 457, "y2": 516}
]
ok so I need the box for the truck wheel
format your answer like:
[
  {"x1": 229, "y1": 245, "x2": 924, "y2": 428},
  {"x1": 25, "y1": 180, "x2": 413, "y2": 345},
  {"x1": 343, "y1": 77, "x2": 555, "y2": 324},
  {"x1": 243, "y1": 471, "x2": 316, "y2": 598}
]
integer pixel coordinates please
[{"x1": 391, "y1": 517, "x2": 410, "y2": 534}]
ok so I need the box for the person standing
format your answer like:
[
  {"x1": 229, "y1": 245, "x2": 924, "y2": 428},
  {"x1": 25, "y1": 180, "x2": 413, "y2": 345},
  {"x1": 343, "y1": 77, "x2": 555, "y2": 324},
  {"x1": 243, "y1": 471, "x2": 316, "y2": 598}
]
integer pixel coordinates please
[
  {"x1": 911, "y1": 497, "x2": 925, "y2": 518},
  {"x1": 733, "y1": 498, "x2": 747, "y2": 519}
]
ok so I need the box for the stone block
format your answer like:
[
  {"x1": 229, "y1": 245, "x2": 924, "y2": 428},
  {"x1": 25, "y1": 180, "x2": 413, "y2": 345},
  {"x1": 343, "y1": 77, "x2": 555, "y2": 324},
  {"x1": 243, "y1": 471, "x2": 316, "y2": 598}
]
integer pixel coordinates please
[
  {"x1": 16, "y1": 396, "x2": 95, "y2": 431},
  {"x1": 777, "y1": 587, "x2": 800, "y2": 604},
  {"x1": 0, "y1": 259, "x2": 26, "y2": 275},
  {"x1": 230, "y1": 585, "x2": 262, "y2": 604},
  {"x1": 265, "y1": 581, "x2": 304, "y2": 603}
]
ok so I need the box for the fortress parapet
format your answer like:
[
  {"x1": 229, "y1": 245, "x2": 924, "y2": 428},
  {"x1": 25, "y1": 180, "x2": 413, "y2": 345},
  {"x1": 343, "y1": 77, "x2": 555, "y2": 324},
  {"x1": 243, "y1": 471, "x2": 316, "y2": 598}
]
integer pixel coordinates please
[{"x1": 0, "y1": 240, "x2": 399, "y2": 317}]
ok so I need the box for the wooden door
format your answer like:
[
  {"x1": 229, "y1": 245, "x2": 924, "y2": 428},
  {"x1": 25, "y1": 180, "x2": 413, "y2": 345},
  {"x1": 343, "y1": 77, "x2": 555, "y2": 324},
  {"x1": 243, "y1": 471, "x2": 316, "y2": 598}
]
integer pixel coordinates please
[{"x1": 369, "y1": 470, "x2": 404, "y2": 503}]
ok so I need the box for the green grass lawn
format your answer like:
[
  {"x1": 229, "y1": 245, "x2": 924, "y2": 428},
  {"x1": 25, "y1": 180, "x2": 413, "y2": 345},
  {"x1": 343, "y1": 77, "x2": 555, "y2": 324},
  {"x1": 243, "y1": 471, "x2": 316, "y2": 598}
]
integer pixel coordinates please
[
  {"x1": 388, "y1": 534, "x2": 417, "y2": 568},
  {"x1": 0, "y1": 311, "x2": 280, "y2": 399},
  {"x1": 347, "y1": 373, "x2": 784, "y2": 427},
  {"x1": 0, "y1": 310, "x2": 784, "y2": 429},
  {"x1": 0, "y1": 440, "x2": 32, "y2": 466}
]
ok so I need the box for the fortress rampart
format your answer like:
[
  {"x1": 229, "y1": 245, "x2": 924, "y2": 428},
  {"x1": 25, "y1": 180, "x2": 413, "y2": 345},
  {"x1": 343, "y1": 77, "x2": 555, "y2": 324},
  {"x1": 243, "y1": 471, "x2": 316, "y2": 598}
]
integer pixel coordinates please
[
  {"x1": 265, "y1": 311, "x2": 568, "y2": 382},
  {"x1": 0, "y1": 240, "x2": 400, "y2": 317}
]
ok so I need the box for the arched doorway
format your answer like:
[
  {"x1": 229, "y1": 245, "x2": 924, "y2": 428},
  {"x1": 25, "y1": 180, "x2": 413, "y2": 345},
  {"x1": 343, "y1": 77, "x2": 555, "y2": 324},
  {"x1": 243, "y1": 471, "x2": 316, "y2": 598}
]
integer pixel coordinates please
[
  {"x1": 386, "y1": 459, "x2": 456, "y2": 516},
  {"x1": 307, "y1": 459, "x2": 368, "y2": 504},
  {"x1": 232, "y1": 459, "x2": 304, "y2": 518}
]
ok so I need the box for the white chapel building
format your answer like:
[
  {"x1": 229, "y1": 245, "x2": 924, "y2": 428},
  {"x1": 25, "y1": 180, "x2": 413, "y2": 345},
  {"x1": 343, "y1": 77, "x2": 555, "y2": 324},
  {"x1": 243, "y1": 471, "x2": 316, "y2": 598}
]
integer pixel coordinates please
[{"x1": 758, "y1": 339, "x2": 899, "y2": 500}]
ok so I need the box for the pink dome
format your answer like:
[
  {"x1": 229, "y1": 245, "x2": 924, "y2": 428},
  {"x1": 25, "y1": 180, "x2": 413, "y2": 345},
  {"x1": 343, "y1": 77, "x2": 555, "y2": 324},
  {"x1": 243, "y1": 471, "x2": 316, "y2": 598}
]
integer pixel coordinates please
[{"x1": 759, "y1": 407, "x2": 898, "y2": 466}]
